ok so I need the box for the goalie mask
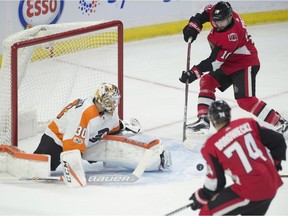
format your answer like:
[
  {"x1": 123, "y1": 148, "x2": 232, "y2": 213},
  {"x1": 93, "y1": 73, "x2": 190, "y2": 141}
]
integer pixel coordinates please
[{"x1": 95, "y1": 83, "x2": 120, "y2": 115}]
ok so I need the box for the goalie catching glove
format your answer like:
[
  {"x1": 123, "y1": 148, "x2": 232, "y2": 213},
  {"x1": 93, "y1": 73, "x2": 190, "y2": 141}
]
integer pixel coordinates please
[
  {"x1": 120, "y1": 118, "x2": 142, "y2": 133},
  {"x1": 179, "y1": 66, "x2": 203, "y2": 84}
]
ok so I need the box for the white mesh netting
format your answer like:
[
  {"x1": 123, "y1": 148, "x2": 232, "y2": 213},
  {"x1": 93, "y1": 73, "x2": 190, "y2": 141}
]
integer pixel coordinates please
[{"x1": 0, "y1": 21, "x2": 122, "y2": 145}]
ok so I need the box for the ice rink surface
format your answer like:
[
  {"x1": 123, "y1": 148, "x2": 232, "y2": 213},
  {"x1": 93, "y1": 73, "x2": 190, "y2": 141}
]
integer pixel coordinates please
[{"x1": 1, "y1": 22, "x2": 288, "y2": 215}]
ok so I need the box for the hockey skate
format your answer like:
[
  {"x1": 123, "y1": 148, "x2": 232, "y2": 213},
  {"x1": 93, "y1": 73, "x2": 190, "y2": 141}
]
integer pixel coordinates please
[
  {"x1": 186, "y1": 116, "x2": 210, "y2": 134},
  {"x1": 159, "y1": 151, "x2": 172, "y2": 170},
  {"x1": 276, "y1": 117, "x2": 288, "y2": 139}
]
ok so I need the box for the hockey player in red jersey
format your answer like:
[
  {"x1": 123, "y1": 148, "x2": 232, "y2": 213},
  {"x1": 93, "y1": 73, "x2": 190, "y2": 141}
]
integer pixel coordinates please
[
  {"x1": 179, "y1": 1, "x2": 288, "y2": 135},
  {"x1": 189, "y1": 100, "x2": 286, "y2": 215}
]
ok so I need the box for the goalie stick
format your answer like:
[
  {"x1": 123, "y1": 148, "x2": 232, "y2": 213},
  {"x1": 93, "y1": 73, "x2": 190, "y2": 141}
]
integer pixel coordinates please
[
  {"x1": 20, "y1": 176, "x2": 63, "y2": 182},
  {"x1": 165, "y1": 202, "x2": 194, "y2": 216},
  {"x1": 19, "y1": 174, "x2": 137, "y2": 184},
  {"x1": 183, "y1": 37, "x2": 192, "y2": 141}
]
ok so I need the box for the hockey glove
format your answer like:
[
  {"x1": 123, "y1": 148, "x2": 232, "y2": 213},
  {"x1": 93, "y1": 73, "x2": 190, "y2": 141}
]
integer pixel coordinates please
[
  {"x1": 183, "y1": 17, "x2": 202, "y2": 43},
  {"x1": 179, "y1": 66, "x2": 202, "y2": 84},
  {"x1": 120, "y1": 118, "x2": 142, "y2": 133},
  {"x1": 189, "y1": 189, "x2": 209, "y2": 210}
]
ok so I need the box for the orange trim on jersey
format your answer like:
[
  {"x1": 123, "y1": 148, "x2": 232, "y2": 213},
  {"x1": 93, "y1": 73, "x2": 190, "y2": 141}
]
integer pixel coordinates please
[
  {"x1": 0, "y1": 144, "x2": 49, "y2": 162},
  {"x1": 63, "y1": 105, "x2": 98, "y2": 153},
  {"x1": 48, "y1": 121, "x2": 63, "y2": 141},
  {"x1": 103, "y1": 135, "x2": 160, "y2": 149}
]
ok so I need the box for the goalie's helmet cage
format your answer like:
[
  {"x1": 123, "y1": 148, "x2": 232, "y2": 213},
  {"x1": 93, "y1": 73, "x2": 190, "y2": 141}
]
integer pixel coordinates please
[
  {"x1": 208, "y1": 100, "x2": 231, "y2": 124},
  {"x1": 212, "y1": 1, "x2": 232, "y2": 21},
  {"x1": 95, "y1": 83, "x2": 120, "y2": 115}
]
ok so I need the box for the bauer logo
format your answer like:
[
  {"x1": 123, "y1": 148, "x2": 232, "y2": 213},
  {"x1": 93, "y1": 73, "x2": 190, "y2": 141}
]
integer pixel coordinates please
[
  {"x1": 18, "y1": 0, "x2": 64, "y2": 28},
  {"x1": 88, "y1": 174, "x2": 138, "y2": 183}
]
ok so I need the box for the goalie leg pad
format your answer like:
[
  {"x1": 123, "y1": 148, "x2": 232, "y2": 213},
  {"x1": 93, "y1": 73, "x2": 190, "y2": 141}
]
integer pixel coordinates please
[
  {"x1": 60, "y1": 150, "x2": 87, "y2": 187},
  {"x1": 0, "y1": 145, "x2": 50, "y2": 178},
  {"x1": 82, "y1": 135, "x2": 171, "y2": 172}
]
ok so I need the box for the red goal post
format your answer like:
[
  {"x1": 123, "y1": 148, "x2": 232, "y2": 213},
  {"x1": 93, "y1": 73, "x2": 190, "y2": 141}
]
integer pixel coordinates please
[{"x1": 0, "y1": 20, "x2": 124, "y2": 147}]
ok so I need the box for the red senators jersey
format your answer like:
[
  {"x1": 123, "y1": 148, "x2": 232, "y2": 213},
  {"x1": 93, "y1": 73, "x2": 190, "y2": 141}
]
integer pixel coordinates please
[
  {"x1": 198, "y1": 6, "x2": 260, "y2": 75},
  {"x1": 45, "y1": 98, "x2": 120, "y2": 153},
  {"x1": 202, "y1": 118, "x2": 283, "y2": 201}
]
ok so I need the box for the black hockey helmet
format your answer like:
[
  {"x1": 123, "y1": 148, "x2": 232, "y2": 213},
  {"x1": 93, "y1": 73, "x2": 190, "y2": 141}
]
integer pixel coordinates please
[
  {"x1": 212, "y1": 1, "x2": 232, "y2": 21},
  {"x1": 208, "y1": 100, "x2": 231, "y2": 124}
]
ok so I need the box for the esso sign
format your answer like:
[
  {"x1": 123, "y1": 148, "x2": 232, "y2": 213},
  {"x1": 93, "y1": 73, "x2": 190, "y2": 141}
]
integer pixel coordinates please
[{"x1": 19, "y1": 0, "x2": 64, "y2": 28}]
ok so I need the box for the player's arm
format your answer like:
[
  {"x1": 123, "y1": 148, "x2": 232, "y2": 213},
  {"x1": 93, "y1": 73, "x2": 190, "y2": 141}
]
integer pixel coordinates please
[
  {"x1": 257, "y1": 123, "x2": 286, "y2": 160},
  {"x1": 61, "y1": 112, "x2": 90, "y2": 153},
  {"x1": 197, "y1": 33, "x2": 240, "y2": 73},
  {"x1": 257, "y1": 123, "x2": 287, "y2": 170},
  {"x1": 62, "y1": 128, "x2": 87, "y2": 153},
  {"x1": 179, "y1": 45, "x2": 221, "y2": 84},
  {"x1": 189, "y1": 150, "x2": 226, "y2": 210},
  {"x1": 180, "y1": 37, "x2": 240, "y2": 84},
  {"x1": 62, "y1": 102, "x2": 113, "y2": 153},
  {"x1": 182, "y1": 6, "x2": 210, "y2": 42},
  {"x1": 195, "y1": 45, "x2": 222, "y2": 73},
  {"x1": 108, "y1": 124, "x2": 121, "y2": 135}
]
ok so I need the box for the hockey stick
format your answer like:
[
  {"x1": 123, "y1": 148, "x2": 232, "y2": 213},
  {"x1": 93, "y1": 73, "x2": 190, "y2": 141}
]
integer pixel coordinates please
[
  {"x1": 165, "y1": 202, "x2": 194, "y2": 216},
  {"x1": 183, "y1": 37, "x2": 192, "y2": 141},
  {"x1": 280, "y1": 174, "x2": 288, "y2": 178},
  {"x1": 20, "y1": 176, "x2": 63, "y2": 182},
  {"x1": 20, "y1": 172, "x2": 142, "y2": 184},
  {"x1": 19, "y1": 174, "x2": 137, "y2": 184}
]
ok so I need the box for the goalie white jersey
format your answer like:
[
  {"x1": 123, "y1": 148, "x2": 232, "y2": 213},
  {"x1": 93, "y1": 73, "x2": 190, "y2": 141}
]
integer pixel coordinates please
[{"x1": 45, "y1": 97, "x2": 121, "y2": 154}]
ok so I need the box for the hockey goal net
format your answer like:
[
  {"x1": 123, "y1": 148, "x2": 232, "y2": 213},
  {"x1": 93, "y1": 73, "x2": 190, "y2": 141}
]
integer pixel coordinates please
[{"x1": 0, "y1": 20, "x2": 123, "y2": 147}]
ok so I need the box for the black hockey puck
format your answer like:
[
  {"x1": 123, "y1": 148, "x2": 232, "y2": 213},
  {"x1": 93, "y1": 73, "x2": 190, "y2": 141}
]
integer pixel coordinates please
[{"x1": 196, "y1": 163, "x2": 204, "y2": 171}]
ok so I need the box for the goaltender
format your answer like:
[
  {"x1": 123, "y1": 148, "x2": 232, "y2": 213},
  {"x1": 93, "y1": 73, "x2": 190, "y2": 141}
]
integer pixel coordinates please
[{"x1": 34, "y1": 82, "x2": 171, "y2": 186}]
